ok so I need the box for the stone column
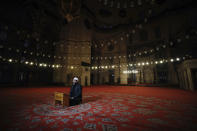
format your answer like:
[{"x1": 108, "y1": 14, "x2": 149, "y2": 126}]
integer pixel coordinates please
[
  {"x1": 183, "y1": 70, "x2": 189, "y2": 90},
  {"x1": 168, "y1": 63, "x2": 179, "y2": 85},
  {"x1": 186, "y1": 68, "x2": 194, "y2": 91},
  {"x1": 120, "y1": 66, "x2": 128, "y2": 84}
]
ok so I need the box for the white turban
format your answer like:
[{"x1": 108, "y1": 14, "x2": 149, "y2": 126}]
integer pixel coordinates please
[{"x1": 73, "y1": 77, "x2": 79, "y2": 83}]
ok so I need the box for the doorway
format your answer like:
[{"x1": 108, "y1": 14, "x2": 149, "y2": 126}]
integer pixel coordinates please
[
  {"x1": 85, "y1": 76, "x2": 88, "y2": 86},
  {"x1": 91, "y1": 74, "x2": 94, "y2": 85},
  {"x1": 128, "y1": 74, "x2": 136, "y2": 84},
  {"x1": 192, "y1": 69, "x2": 197, "y2": 90},
  {"x1": 158, "y1": 71, "x2": 168, "y2": 83},
  {"x1": 109, "y1": 70, "x2": 114, "y2": 85}
]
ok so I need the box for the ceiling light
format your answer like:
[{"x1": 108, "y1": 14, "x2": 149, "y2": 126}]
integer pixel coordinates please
[{"x1": 8, "y1": 59, "x2": 12, "y2": 62}]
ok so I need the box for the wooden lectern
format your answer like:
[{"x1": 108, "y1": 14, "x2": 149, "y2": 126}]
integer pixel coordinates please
[{"x1": 54, "y1": 92, "x2": 69, "y2": 107}]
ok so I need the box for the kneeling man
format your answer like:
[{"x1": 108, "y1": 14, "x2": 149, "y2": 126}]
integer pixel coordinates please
[{"x1": 69, "y1": 77, "x2": 82, "y2": 106}]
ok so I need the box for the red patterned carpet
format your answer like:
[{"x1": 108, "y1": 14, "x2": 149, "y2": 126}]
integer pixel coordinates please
[{"x1": 0, "y1": 86, "x2": 197, "y2": 131}]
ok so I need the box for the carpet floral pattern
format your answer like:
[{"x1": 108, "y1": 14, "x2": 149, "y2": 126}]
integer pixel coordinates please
[{"x1": 2, "y1": 91, "x2": 197, "y2": 131}]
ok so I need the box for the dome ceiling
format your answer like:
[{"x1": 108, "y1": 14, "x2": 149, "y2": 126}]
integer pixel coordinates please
[
  {"x1": 1, "y1": 0, "x2": 195, "y2": 36},
  {"x1": 81, "y1": 0, "x2": 168, "y2": 33}
]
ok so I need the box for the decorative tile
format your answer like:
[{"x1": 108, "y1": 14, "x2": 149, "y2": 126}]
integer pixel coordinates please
[
  {"x1": 86, "y1": 112, "x2": 94, "y2": 117},
  {"x1": 46, "y1": 119, "x2": 55, "y2": 124},
  {"x1": 136, "y1": 104, "x2": 147, "y2": 108},
  {"x1": 116, "y1": 117, "x2": 129, "y2": 122},
  {"x1": 76, "y1": 128, "x2": 82, "y2": 131},
  {"x1": 56, "y1": 117, "x2": 62, "y2": 120},
  {"x1": 133, "y1": 108, "x2": 156, "y2": 115},
  {"x1": 102, "y1": 124, "x2": 118, "y2": 131},
  {"x1": 153, "y1": 105, "x2": 168, "y2": 110},
  {"x1": 51, "y1": 123, "x2": 58, "y2": 128},
  {"x1": 69, "y1": 116, "x2": 74, "y2": 118},
  {"x1": 93, "y1": 110, "x2": 99, "y2": 113},
  {"x1": 101, "y1": 114, "x2": 106, "y2": 116},
  {"x1": 84, "y1": 123, "x2": 96, "y2": 130},
  {"x1": 147, "y1": 118, "x2": 168, "y2": 125},
  {"x1": 121, "y1": 124, "x2": 130, "y2": 127},
  {"x1": 61, "y1": 128, "x2": 73, "y2": 131},
  {"x1": 102, "y1": 118, "x2": 113, "y2": 122},
  {"x1": 61, "y1": 118, "x2": 69, "y2": 123},
  {"x1": 128, "y1": 101, "x2": 136, "y2": 104},
  {"x1": 43, "y1": 117, "x2": 50, "y2": 120},
  {"x1": 33, "y1": 103, "x2": 91, "y2": 116},
  {"x1": 73, "y1": 121, "x2": 79, "y2": 125},
  {"x1": 117, "y1": 103, "x2": 124, "y2": 106},
  {"x1": 75, "y1": 116, "x2": 83, "y2": 120},
  {"x1": 129, "y1": 115, "x2": 134, "y2": 118},
  {"x1": 114, "y1": 109, "x2": 121, "y2": 112},
  {"x1": 31, "y1": 117, "x2": 41, "y2": 123},
  {"x1": 120, "y1": 107, "x2": 128, "y2": 110},
  {"x1": 121, "y1": 112, "x2": 131, "y2": 115},
  {"x1": 111, "y1": 113, "x2": 120, "y2": 117},
  {"x1": 89, "y1": 118, "x2": 95, "y2": 121}
]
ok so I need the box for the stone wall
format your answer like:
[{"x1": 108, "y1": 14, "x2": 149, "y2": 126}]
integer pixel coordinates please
[
  {"x1": 178, "y1": 59, "x2": 197, "y2": 91},
  {"x1": 53, "y1": 17, "x2": 92, "y2": 86}
]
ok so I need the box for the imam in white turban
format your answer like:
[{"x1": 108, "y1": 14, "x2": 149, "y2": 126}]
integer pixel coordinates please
[{"x1": 73, "y1": 77, "x2": 79, "y2": 83}]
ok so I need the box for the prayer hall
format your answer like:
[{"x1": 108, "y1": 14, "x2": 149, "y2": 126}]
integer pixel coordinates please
[{"x1": 0, "y1": 0, "x2": 197, "y2": 130}]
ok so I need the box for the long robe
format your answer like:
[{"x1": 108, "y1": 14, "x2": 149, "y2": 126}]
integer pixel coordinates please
[{"x1": 69, "y1": 83, "x2": 82, "y2": 106}]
